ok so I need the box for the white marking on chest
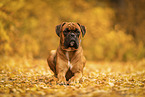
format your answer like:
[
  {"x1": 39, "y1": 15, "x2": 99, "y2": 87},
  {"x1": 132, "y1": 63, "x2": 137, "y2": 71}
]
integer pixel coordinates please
[
  {"x1": 66, "y1": 52, "x2": 72, "y2": 69},
  {"x1": 80, "y1": 39, "x2": 81, "y2": 43}
]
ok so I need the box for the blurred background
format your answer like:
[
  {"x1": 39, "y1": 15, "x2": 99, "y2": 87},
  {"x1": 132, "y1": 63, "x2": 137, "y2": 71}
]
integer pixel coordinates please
[{"x1": 0, "y1": 0, "x2": 145, "y2": 61}]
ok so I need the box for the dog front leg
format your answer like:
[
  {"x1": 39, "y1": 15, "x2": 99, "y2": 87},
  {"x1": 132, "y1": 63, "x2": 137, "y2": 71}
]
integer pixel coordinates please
[
  {"x1": 69, "y1": 71, "x2": 82, "y2": 83},
  {"x1": 57, "y1": 72, "x2": 67, "y2": 84},
  {"x1": 56, "y1": 65, "x2": 68, "y2": 85}
]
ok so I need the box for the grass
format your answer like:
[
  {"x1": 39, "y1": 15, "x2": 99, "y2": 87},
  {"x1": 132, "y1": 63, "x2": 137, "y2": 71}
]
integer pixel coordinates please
[{"x1": 0, "y1": 56, "x2": 145, "y2": 97}]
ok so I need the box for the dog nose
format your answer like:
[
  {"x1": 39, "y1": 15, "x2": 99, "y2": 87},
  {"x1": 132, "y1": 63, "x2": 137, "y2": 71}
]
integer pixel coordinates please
[{"x1": 70, "y1": 33, "x2": 76, "y2": 37}]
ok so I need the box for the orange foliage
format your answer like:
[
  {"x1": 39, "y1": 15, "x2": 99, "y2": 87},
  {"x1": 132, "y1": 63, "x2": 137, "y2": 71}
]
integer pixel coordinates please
[{"x1": 0, "y1": 0, "x2": 144, "y2": 61}]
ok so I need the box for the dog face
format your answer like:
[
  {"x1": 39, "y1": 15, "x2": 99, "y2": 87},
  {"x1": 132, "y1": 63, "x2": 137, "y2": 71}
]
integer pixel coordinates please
[{"x1": 56, "y1": 22, "x2": 86, "y2": 51}]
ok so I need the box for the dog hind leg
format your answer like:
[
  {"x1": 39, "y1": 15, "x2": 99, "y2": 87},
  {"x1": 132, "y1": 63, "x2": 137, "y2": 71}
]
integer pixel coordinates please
[{"x1": 47, "y1": 50, "x2": 57, "y2": 76}]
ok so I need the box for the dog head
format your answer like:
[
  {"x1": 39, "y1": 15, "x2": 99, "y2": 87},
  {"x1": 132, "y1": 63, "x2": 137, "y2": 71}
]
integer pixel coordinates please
[{"x1": 56, "y1": 22, "x2": 86, "y2": 51}]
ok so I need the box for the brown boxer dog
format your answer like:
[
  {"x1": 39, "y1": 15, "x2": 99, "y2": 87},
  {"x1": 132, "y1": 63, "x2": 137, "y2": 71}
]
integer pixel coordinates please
[{"x1": 47, "y1": 22, "x2": 86, "y2": 84}]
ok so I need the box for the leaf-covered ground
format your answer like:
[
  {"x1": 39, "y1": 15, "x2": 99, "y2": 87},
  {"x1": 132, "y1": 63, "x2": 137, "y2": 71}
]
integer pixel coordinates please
[{"x1": 0, "y1": 57, "x2": 145, "y2": 97}]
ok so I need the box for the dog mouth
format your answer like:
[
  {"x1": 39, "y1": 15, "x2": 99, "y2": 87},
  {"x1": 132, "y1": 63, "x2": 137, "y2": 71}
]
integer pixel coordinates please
[
  {"x1": 68, "y1": 40, "x2": 78, "y2": 49},
  {"x1": 64, "y1": 38, "x2": 79, "y2": 49},
  {"x1": 69, "y1": 40, "x2": 75, "y2": 47}
]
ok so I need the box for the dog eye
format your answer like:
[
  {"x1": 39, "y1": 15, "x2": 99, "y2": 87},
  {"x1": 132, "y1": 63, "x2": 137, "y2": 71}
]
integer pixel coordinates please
[
  {"x1": 75, "y1": 29, "x2": 80, "y2": 34},
  {"x1": 75, "y1": 31, "x2": 80, "y2": 34},
  {"x1": 76, "y1": 31, "x2": 80, "y2": 34},
  {"x1": 75, "y1": 30, "x2": 80, "y2": 37},
  {"x1": 63, "y1": 31, "x2": 68, "y2": 36}
]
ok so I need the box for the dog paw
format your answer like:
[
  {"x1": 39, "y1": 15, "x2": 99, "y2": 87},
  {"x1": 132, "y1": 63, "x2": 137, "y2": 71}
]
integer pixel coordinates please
[
  {"x1": 57, "y1": 80, "x2": 68, "y2": 85},
  {"x1": 68, "y1": 78, "x2": 80, "y2": 84},
  {"x1": 58, "y1": 82, "x2": 67, "y2": 85}
]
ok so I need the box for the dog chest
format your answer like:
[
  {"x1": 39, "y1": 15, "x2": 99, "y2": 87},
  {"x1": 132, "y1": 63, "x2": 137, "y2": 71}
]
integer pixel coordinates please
[{"x1": 66, "y1": 52, "x2": 73, "y2": 69}]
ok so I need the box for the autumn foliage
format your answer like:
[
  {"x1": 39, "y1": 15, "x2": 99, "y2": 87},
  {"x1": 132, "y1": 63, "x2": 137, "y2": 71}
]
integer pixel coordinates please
[
  {"x1": 0, "y1": 0, "x2": 144, "y2": 61},
  {"x1": 0, "y1": 57, "x2": 145, "y2": 96}
]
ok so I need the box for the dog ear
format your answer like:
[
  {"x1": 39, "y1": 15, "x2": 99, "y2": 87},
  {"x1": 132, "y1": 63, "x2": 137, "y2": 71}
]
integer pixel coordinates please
[
  {"x1": 80, "y1": 25, "x2": 86, "y2": 37},
  {"x1": 56, "y1": 22, "x2": 66, "y2": 37},
  {"x1": 77, "y1": 23, "x2": 86, "y2": 37},
  {"x1": 56, "y1": 24, "x2": 61, "y2": 37}
]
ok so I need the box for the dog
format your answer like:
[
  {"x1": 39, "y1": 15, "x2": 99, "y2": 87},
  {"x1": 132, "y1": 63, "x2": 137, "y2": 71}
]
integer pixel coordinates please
[{"x1": 47, "y1": 22, "x2": 86, "y2": 84}]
